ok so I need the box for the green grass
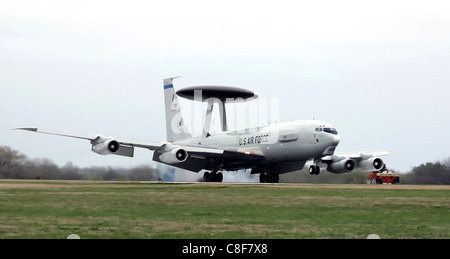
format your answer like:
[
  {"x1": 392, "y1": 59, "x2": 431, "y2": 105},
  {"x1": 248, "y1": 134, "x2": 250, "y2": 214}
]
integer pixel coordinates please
[{"x1": 0, "y1": 180, "x2": 449, "y2": 239}]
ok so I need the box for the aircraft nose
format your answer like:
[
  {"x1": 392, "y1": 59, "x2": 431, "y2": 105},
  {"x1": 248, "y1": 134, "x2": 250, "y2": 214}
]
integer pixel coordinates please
[{"x1": 333, "y1": 134, "x2": 340, "y2": 144}]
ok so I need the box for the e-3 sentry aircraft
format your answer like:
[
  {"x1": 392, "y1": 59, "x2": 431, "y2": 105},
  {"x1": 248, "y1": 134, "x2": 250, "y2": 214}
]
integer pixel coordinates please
[{"x1": 16, "y1": 77, "x2": 388, "y2": 183}]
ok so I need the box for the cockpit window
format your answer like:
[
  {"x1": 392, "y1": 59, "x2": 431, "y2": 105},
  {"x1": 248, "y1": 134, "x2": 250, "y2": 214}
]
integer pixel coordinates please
[{"x1": 323, "y1": 127, "x2": 338, "y2": 135}]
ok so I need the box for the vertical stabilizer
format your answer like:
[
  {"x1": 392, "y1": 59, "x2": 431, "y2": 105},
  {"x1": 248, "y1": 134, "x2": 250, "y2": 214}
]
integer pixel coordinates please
[{"x1": 163, "y1": 78, "x2": 192, "y2": 142}]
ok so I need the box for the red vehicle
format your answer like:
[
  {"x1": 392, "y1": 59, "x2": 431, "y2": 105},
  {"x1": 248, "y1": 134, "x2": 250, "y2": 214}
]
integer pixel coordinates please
[{"x1": 367, "y1": 170, "x2": 399, "y2": 184}]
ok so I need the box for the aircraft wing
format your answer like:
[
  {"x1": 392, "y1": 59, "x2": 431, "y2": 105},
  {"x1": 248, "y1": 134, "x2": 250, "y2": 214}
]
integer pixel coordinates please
[
  {"x1": 15, "y1": 127, "x2": 98, "y2": 140},
  {"x1": 14, "y1": 127, "x2": 165, "y2": 150},
  {"x1": 182, "y1": 145, "x2": 265, "y2": 162},
  {"x1": 153, "y1": 145, "x2": 265, "y2": 172},
  {"x1": 323, "y1": 150, "x2": 389, "y2": 161},
  {"x1": 14, "y1": 127, "x2": 265, "y2": 171}
]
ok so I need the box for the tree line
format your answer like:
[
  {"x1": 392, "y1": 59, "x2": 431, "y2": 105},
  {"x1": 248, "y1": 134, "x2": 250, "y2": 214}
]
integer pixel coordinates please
[
  {"x1": 400, "y1": 159, "x2": 450, "y2": 185},
  {"x1": 0, "y1": 146, "x2": 160, "y2": 181},
  {"x1": 1, "y1": 146, "x2": 449, "y2": 184}
]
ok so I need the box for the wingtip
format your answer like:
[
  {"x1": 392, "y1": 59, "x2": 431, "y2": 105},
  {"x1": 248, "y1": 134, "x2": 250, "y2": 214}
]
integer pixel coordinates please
[{"x1": 13, "y1": 127, "x2": 38, "y2": 132}]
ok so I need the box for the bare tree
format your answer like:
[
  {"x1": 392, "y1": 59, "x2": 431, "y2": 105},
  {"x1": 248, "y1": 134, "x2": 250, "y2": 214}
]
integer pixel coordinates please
[{"x1": 0, "y1": 146, "x2": 27, "y2": 178}]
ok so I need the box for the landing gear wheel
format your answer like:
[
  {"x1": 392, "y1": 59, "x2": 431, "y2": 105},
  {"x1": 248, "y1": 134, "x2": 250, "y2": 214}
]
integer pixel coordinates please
[
  {"x1": 259, "y1": 172, "x2": 267, "y2": 183},
  {"x1": 216, "y1": 172, "x2": 223, "y2": 182},
  {"x1": 203, "y1": 171, "x2": 211, "y2": 182},
  {"x1": 203, "y1": 171, "x2": 223, "y2": 182},
  {"x1": 269, "y1": 173, "x2": 279, "y2": 183},
  {"x1": 259, "y1": 172, "x2": 279, "y2": 183},
  {"x1": 309, "y1": 165, "x2": 320, "y2": 175}
]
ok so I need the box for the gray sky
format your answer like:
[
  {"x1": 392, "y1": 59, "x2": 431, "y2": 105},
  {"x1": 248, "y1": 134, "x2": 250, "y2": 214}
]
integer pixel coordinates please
[{"x1": 1, "y1": 0, "x2": 449, "y2": 172}]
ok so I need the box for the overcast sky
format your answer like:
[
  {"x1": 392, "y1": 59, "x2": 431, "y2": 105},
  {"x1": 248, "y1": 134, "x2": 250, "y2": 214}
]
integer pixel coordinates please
[{"x1": 1, "y1": 0, "x2": 449, "y2": 173}]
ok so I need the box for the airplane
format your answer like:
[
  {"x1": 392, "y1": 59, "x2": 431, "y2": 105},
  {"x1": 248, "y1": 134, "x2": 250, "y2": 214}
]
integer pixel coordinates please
[{"x1": 15, "y1": 77, "x2": 389, "y2": 183}]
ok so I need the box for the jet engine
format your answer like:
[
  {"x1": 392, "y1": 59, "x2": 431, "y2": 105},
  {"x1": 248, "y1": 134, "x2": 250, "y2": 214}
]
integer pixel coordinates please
[
  {"x1": 159, "y1": 148, "x2": 188, "y2": 164},
  {"x1": 327, "y1": 159, "x2": 356, "y2": 174},
  {"x1": 358, "y1": 157, "x2": 384, "y2": 171},
  {"x1": 91, "y1": 136, "x2": 134, "y2": 157}
]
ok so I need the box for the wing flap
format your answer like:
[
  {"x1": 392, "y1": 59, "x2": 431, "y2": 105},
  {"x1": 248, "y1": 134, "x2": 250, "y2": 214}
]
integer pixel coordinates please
[{"x1": 114, "y1": 137, "x2": 164, "y2": 150}]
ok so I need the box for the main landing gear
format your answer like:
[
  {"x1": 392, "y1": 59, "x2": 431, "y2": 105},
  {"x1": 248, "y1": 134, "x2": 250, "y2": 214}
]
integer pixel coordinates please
[
  {"x1": 251, "y1": 167, "x2": 279, "y2": 183},
  {"x1": 259, "y1": 171, "x2": 279, "y2": 183},
  {"x1": 203, "y1": 171, "x2": 223, "y2": 182}
]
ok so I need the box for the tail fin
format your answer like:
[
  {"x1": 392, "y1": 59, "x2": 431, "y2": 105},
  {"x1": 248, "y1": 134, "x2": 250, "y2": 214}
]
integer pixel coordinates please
[{"x1": 163, "y1": 77, "x2": 192, "y2": 142}]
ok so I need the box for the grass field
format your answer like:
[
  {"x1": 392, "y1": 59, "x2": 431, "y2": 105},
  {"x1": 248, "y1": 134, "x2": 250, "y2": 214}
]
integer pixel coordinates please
[{"x1": 1, "y1": 180, "x2": 449, "y2": 239}]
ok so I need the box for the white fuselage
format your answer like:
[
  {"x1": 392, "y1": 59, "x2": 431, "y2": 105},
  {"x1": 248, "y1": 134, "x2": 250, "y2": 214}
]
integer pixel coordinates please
[{"x1": 174, "y1": 120, "x2": 340, "y2": 167}]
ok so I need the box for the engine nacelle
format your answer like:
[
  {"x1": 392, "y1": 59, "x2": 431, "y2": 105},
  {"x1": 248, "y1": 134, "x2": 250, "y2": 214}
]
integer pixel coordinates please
[
  {"x1": 327, "y1": 159, "x2": 356, "y2": 174},
  {"x1": 159, "y1": 148, "x2": 188, "y2": 164},
  {"x1": 92, "y1": 138, "x2": 119, "y2": 155},
  {"x1": 358, "y1": 157, "x2": 384, "y2": 171},
  {"x1": 91, "y1": 136, "x2": 134, "y2": 157}
]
